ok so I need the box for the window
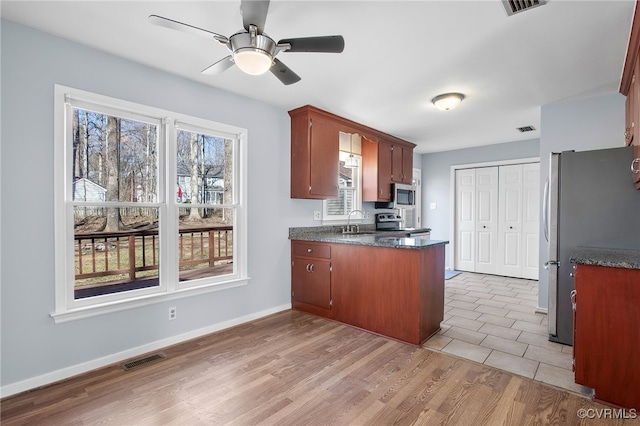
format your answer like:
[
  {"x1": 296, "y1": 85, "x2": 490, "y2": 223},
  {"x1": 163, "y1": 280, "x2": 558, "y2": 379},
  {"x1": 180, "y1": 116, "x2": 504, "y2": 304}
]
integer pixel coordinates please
[
  {"x1": 323, "y1": 133, "x2": 362, "y2": 221},
  {"x1": 53, "y1": 85, "x2": 247, "y2": 322}
]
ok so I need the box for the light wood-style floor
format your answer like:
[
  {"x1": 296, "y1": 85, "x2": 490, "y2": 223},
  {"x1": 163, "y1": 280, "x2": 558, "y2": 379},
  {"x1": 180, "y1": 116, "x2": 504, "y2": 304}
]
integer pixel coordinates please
[{"x1": 1, "y1": 310, "x2": 634, "y2": 425}]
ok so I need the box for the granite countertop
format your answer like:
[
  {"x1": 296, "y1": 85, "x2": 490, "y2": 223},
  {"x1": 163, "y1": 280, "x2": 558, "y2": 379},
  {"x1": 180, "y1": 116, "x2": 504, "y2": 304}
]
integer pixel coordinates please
[
  {"x1": 289, "y1": 226, "x2": 447, "y2": 250},
  {"x1": 570, "y1": 246, "x2": 640, "y2": 270}
]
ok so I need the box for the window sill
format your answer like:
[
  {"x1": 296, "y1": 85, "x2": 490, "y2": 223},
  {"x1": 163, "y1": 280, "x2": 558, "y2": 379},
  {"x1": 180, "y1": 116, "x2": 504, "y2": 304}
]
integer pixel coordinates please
[{"x1": 50, "y1": 276, "x2": 251, "y2": 324}]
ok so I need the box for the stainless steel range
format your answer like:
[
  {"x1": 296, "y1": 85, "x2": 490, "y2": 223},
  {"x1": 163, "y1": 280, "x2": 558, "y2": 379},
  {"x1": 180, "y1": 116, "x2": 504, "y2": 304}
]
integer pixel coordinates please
[
  {"x1": 375, "y1": 213, "x2": 431, "y2": 238},
  {"x1": 375, "y1": 213, "x2": 403, "y2": 231}
]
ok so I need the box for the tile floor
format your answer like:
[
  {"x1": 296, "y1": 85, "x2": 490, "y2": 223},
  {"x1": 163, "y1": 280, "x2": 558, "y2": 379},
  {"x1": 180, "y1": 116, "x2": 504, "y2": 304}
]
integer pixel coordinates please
[{"x1": 424, "y1": 271, "x2": 592, "y2": 396}]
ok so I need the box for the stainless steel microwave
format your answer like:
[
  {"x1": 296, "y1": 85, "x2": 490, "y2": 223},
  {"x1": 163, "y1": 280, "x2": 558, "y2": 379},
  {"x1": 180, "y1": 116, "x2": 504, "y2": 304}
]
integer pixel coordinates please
[{"x1": 393, "y1": 183, "x2": 416, "y2": 208}]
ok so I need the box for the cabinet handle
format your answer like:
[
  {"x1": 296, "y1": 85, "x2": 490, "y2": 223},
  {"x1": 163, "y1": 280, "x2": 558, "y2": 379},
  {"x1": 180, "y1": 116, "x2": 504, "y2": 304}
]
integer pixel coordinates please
[
  {"x1": 570, "y1": 289, "x2": 577, "y2": 311},
  {"x1": 307, "y1": 248, "x2": 313, "y2": 253},
  {"x1": 309, "y1": 264, "x2": 315, "y2": 273},
  {"x1": 625, "y1": 127, "x2": 631, "y2": 140},
  {"x1": 632, "y1": 158, "x2": 640, "y2": 174},
  {"x1": 306, "y1": 264, "x2": 311, "y2": 272}
]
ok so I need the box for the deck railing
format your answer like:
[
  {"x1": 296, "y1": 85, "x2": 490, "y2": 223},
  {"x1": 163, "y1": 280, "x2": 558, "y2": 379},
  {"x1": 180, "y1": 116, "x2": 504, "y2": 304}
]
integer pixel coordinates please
[{"x1": 74, "y1": 226, "x2": 233, "y2": 284}]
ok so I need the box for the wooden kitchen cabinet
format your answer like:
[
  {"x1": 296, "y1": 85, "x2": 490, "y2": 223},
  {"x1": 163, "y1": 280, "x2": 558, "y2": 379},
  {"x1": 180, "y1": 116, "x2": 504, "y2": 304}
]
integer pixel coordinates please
[
  {"x1": 391, "y1": 142, "x2": 414, "y2": 184},
  {"x1": 289, "y1": 106, "x2": 340, "y2": 199},
  {"x1": 330, "y1": 243, "x2": 444, "y2": 345},
  {"x1": 363, "y1": 137, "x2": 414, "y2": 201},
  {"x1": 573, "y1": 263, "x2": 640, "y2": 409},
  {"x1": 362, "y1": 136, "x2": 393, "y2": 201},
  {"x1": 291, "y1": 239, "x2": 445, "y2": 345},
  {"x1": 619, "y1": 0, "x2": 640, "y2": 188},
  {"x1": 290, "y1": 105, "x2": 416, "y2": 200},
  {"x1": 291, "y1": 241, "x2": 332, "y2": 318}
]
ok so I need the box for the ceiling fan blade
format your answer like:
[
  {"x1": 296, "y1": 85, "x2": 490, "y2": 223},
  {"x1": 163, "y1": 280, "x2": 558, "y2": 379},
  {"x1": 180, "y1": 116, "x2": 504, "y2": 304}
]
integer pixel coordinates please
[
  {"x1": 148, "y1": 15, "x2": 228, "y2": 44},
  {"x1": 278, "y1": 35, "x2": 345, "y2": 53},
  {"x1": 201, "y1": 56, "x2": 235, "y2": 75},
  {"x1": 240, "y1": 0, "x2": 270, "y2": 34},
  {"x1": 270, "y1": 58, "x2": 301, "y2": 85}
]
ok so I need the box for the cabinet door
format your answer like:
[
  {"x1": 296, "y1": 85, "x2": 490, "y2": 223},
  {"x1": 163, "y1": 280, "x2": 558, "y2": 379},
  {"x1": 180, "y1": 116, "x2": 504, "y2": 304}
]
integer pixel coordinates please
[
  {"x1": 574, "y1": 264, "x2": 640, "y2": 409},
  {"x1": 309, "y1": 116, "x2": 339, "y2": 198},
  {"x1": 391, "y1": 144, "x2": 403, "y2": 183},
  {"x1": 378, "y1": 139, "x2": 393, "y2": 199},
  {"x1": 631, "y1": 57, "x2": 640, "y2": 187},
  {"x1": 292, "y1": 258, "x2": 331, "y2": 309},
  {"x1": 401, "y1": 146, "x2": 413, "y2": 184}
]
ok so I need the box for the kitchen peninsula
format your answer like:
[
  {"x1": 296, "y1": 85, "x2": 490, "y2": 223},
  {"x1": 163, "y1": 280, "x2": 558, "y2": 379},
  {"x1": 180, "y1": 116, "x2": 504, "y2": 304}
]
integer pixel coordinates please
[{"x1": 289, "y1": 227, "x2": 448, "y2": 345}]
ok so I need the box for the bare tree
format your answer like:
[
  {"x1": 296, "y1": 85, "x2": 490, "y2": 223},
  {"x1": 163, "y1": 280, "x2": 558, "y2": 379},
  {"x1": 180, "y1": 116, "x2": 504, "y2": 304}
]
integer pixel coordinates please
[
  {"x1": 103, "y1": 116, "x2": 123, "y2": 231},
  {"x1": 188, "y1": 132, "x2": 202, "y2": 220},
  {"x1": 223, "y1": 138, "x2": 233, "y2": 224}
]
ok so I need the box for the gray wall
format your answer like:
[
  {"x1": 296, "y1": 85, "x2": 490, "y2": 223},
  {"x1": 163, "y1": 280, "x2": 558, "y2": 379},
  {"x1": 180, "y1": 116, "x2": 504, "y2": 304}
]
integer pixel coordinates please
[
  {"x1": 537, "y1": 92, "x2": 625, "y2": 310},
  {"x1": 0, "y1": 20, "x2": 322, "y2": 393},
  {"x1": 420, "y1": 139, "x2": 540, "y2": 270}
]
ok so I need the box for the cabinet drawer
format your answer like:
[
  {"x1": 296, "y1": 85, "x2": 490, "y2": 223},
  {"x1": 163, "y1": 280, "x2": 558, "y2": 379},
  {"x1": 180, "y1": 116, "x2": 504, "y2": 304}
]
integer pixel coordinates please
[{"x1": 292, "y1": 241, "x2": 331, "y2": 259}]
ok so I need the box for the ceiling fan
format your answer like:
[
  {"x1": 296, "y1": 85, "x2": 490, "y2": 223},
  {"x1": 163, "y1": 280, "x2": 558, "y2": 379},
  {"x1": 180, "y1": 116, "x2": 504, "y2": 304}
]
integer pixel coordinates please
[{"x1": 149, "y1": 0, "x2": 345, "y2": 85}]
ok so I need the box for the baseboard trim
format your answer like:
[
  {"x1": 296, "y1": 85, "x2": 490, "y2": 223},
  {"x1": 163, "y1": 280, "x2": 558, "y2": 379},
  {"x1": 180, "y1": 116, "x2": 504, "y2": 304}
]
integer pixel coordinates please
[
  {"x1": 1, "y1": 304, "x2": 291, "y2": 399},
  {"x1": 535, "y1": 307, "x2": 548, "y2": 314}
]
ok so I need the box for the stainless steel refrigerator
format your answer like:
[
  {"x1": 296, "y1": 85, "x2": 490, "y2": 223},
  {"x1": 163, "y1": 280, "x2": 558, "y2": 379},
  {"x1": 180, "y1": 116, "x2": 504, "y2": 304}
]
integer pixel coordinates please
[{"x1": 544, "y1": 146, "x2": 640, "y2": 345}]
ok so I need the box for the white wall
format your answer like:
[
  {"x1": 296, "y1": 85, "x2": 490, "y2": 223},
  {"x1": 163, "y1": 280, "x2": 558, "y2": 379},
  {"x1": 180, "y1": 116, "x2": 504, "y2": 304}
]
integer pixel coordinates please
[
  {"x1": 537, "y1": 92, "x2": 625, "y2": 310},
  {"x1": 420, "y1": 139, "x2": 540, "y2": 270},
  {"x1": 0, "y1": 20, "x2": 321, "y2": 394}
]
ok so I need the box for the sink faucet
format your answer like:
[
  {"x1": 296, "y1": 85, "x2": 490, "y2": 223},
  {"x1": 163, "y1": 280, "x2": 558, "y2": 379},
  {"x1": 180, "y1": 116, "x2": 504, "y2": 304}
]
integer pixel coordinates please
[{"x1": 343, "y1": 209, "x2": 365, "y2": 234}]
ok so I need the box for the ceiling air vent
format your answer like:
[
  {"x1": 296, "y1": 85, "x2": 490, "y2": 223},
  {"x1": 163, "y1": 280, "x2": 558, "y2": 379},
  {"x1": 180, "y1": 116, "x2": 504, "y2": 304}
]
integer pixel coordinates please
[
  {"x1": 502, "y1": 0, "x2": 546, "y2": 16},
  {"x1": 517, "y1": 125, "x2": 536, "y2": 132}
]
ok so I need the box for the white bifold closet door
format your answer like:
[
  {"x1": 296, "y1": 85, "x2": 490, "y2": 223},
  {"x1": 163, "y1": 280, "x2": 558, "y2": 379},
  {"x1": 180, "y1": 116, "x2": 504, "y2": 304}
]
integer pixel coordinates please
[
  {"x1": 455, "y1": 163, "x2": 539, "y2": 280},
  {"x1": 475, "y1": 167, "x2": 499, "y2": 275}
]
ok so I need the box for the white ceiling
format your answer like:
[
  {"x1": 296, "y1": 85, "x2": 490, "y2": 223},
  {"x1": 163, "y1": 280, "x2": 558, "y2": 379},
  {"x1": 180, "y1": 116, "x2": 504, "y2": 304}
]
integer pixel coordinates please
[{"x1": 1, "y1": 1, "x2": 634, "y2": 153}]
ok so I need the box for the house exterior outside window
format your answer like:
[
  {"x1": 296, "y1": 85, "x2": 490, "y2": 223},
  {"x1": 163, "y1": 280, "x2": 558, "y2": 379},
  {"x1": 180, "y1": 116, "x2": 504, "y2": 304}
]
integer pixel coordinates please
[
  {"x1": 53, "y1": 85, "x2": 248, "y2": 322},
  {"x1": 323, "y1": 133, "x2": 363, "y2": 220}
]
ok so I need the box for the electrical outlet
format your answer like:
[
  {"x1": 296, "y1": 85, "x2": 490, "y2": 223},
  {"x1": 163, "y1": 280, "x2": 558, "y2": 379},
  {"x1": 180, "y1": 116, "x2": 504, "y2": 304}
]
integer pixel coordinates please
[
  {"x1": 365, "y1": 212, "x2": 371, "y2": 219},
  {"x1": 168, "y1": 307, "x2": 177, "y2": 321},
  {"x1": 313, "y1": 211, "x2": 322, "y2": 220}
]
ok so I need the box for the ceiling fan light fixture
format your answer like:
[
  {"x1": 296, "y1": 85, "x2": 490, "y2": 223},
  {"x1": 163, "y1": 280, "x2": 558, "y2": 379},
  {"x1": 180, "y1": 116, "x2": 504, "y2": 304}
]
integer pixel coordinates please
[
  {"x1": 233, "y1": 48, "x2": 273, "y2": 75},
  {"x1": 431, "y1": 93, "x2": 465, "y2": 111}
]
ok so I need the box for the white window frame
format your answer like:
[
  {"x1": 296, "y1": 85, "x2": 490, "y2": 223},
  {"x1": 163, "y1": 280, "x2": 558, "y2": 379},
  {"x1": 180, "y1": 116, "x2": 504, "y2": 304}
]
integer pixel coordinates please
[
  {"x1": 52, "y1": 85, "x2": 249, "y2": 323},
  {"x1": 322, "y1": 151, "x2": 363, "y2": 221}
]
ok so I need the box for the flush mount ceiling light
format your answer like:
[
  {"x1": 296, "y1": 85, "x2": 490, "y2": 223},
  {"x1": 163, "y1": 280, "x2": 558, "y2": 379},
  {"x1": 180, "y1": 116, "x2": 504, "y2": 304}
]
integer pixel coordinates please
[{"x1": 431, "y1": 93, "x2": 465, "y2": 111}]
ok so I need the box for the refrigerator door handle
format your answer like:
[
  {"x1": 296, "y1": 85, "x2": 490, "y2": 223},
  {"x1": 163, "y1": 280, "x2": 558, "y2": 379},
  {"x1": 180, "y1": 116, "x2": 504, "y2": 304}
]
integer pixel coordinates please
[
  {"x1": 543, "y1": 179, "x2": 549, "y2": 242},
  {"x1": 544, "y1": 260, "x2": 559, "y2": 270}
]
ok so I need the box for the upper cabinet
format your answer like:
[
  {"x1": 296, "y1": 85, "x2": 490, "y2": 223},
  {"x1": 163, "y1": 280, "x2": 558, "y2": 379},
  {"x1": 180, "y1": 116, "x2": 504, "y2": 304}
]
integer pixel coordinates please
[
  {"x1": 619, "y1": 0, "x2": 640, "y2": 189},
  {"x1": 391, "y1": 142, "x2": 414, "y2": 184},
  {"x1": 362, "y1": 136, "x2": 393, "y2": 202},
  {"x1": 289, "y1": 106, "x2": 340, "y2": 199},
  {"x1": 289, "y1": 105, "x2": 416, "y2": 200}
]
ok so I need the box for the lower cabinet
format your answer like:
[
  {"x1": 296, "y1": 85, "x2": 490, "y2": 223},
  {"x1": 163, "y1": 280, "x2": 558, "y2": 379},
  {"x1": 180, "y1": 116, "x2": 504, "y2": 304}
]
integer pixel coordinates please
[
  {"x1": 291, "y1": 239, "x2": 445, "y2": 345},
  {"x1": 291, "y1": 241, "x2": 332, "y2": 318},
  {"x1": 573, "y1": 263, "x2": 640, "y2": 409}
]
